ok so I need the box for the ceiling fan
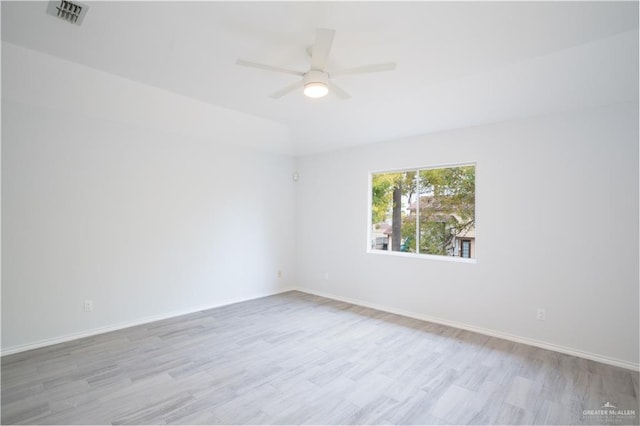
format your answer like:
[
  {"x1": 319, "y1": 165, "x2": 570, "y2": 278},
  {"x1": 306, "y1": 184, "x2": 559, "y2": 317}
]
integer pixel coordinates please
[{"x1": 236, "y1": 28, "x2": 396, "y2": 100}]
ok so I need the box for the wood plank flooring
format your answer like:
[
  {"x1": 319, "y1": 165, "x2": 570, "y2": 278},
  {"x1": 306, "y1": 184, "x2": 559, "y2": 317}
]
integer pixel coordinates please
[{"x1": 2, "y1": 291, "x2": 638, "y2": 425}]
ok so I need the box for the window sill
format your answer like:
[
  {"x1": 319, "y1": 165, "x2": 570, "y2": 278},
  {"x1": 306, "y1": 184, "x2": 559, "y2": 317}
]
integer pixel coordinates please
[{"x1": 367, "y1": 249, "x2": 477, "y2": 264}]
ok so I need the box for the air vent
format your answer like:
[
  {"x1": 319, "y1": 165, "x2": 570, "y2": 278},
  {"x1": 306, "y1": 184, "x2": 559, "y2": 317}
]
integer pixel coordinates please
[{"x1": 46, "y1": 0, "x2": 88, "y2": 25}]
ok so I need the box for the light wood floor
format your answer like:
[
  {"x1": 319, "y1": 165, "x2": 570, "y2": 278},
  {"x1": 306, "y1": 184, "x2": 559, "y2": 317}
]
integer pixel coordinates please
[{"x1": 1, "y1": 291, "x2": 638, "y2": 425}]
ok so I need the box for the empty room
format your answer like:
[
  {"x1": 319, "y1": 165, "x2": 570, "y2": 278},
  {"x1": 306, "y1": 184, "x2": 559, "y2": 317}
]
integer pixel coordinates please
[{"x1": 1, "y1": 1, "x2": 638, "y2": 425}]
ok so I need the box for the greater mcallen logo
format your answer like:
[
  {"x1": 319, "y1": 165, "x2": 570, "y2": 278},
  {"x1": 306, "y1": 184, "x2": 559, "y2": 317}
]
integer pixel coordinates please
[{"x1": 582, "y1": 401, "x2": 636, "y2": 418}]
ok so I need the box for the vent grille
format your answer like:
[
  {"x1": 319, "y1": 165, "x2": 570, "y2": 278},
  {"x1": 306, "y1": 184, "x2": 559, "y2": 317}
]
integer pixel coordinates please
[{"x1": 46, "y1": 0, "x2": 88, "y2": 25}]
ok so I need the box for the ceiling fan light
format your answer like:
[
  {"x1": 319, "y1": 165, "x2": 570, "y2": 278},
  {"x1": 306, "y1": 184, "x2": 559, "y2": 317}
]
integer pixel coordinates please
[{"x1": 304, "y1": 82, "x2": 329, "y2": 98}]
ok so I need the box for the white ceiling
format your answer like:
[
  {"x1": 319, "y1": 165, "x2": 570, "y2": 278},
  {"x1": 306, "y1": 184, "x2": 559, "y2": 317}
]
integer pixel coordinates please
[{"x1": 2, "y1": 1, "x2": 638, "y2": 155}]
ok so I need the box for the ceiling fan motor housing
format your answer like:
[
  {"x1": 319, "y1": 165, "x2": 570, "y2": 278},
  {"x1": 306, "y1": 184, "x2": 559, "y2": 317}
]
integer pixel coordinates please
[{"x1": 303, "y1": 70, "x2": 329, "y2": 86}]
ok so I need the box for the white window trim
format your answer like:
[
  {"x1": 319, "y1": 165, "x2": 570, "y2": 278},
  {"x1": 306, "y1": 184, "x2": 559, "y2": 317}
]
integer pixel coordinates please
[{"x1": 366, "y1": 161, "x2": 477, "y2": 264}]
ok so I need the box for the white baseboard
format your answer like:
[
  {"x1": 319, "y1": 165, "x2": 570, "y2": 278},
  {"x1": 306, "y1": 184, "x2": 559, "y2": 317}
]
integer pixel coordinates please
[
  {"x1": 5, "y1": 286, "x2": 637, "y2": 372},
  {"x1": 1, "y1": 287, "x2": 295, "y2": 357},
  {"x1": 293, "y1": 287, "x2": 640, "y2": 372}
]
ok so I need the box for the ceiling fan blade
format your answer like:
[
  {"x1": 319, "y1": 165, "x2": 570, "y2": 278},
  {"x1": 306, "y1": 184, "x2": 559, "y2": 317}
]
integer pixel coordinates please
[
  {"x1": 310, "y1": 28, "x2": 335, "y2": 71},
  {"x1": 269, "y1": 80, "x2": 305, "y2": 99},
  {"x1": 328, "y1": 81, "x2": 351, "y2": 100},
  {"x1": 331, "y1": 62, "x2": 397, "y2": 77},
  {"x1": 236, "y1": 59, "x2": 305, "y2": 77}
]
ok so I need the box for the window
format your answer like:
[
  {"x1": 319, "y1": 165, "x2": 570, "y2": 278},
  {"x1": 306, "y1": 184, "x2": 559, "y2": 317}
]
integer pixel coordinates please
[
  {"x1": 460, "y1": 239, "x2": 471, "y2": 258},
  {"x1": 370, "y1": 164, "x2": 475, "y2": 260}
]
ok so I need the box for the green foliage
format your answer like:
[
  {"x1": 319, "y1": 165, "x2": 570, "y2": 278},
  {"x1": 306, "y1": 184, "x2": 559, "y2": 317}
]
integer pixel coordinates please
[
  {"x1": 400, "y1": 216, "x2": 416, "y2": 252},
  {"x1": 371, "y1": 173, "x2": 396, "y2": 224},
  {"x1": 419, "y1": 220, "x2": 450, "y2": 256},
  {"x1": 420, "y1": 165, "x2": 475, "y2": 240},
  {"x1": 371, "y1": 172, "x2": 416, "y2": 224},
  {"x1": 422, "y1": 165, "x2": 474, "y2": 207}
]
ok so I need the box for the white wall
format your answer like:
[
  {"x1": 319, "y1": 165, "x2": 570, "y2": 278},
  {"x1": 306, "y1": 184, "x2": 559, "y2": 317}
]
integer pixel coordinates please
[
  {"x1": 3, "y1": 40, "x2": 638, "y2": 370},
  {"x1": 295, "y1": 102, "x2": 639, "y2": 368},
  {"x1": 2, "y1": 43, "x2": 296, "y2": 351}
]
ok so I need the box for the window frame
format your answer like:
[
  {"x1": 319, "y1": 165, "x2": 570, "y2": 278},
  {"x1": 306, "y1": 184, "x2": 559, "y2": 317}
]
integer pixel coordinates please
[{"x1": 367, "y1": 162, "x2": 477, "y2": 264}]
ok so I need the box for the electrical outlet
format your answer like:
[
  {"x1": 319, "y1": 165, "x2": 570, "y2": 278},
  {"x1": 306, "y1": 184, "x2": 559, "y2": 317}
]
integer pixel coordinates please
[
  {"x1": 277, "y1": 270, "x2": 282, "y2": 279},
  {"x1": 84, "y1": 300, "x2": 94, "y2": 312},
  {"x1": 536, "y1": 308, "x2": 546, "y2": 321}
]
